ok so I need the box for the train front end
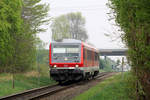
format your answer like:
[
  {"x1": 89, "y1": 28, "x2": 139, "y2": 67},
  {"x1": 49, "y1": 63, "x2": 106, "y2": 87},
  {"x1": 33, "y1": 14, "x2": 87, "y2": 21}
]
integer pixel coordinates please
[{"x1": 49, "y1": 40, "x2": 83, "y2": 83}]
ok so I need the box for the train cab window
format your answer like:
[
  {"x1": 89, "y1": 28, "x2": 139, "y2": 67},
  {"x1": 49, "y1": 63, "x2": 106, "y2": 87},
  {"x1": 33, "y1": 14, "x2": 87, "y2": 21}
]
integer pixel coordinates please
[
  {"x1": 53, "y1": 45, "x2": 79, "y2": 57},
  {"x1": 52, "y1": 44, "x2": 81, "y2": 63}
]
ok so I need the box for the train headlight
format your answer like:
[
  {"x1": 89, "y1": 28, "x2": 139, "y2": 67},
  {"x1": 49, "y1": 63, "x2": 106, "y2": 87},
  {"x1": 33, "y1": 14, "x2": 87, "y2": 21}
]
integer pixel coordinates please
[
  {"x1": 75, "y1": 65, "x2": 79, "y2": 68},
  {"x1": 54, "y1": 65, "x2": 57, "y2": 68}
]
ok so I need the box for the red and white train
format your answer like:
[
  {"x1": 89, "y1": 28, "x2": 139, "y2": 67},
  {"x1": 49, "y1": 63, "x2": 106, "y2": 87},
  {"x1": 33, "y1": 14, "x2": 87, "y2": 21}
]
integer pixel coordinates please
[{"x1": 49, "y1": 39, "x2": 99, "y2": 83}]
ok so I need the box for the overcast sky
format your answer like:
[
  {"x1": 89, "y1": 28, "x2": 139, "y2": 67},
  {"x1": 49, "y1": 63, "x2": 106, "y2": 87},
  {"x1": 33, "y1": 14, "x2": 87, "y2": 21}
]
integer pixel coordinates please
[{"x1": 39, "y1": 0, "x2": 125, "y2": 49}]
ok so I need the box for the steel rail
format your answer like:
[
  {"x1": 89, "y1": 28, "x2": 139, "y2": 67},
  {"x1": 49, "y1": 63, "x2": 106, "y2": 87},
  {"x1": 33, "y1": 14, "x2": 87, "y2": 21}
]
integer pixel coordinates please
[{"x1": 0, "y1": 72, "x2": 112, "y2": 100}]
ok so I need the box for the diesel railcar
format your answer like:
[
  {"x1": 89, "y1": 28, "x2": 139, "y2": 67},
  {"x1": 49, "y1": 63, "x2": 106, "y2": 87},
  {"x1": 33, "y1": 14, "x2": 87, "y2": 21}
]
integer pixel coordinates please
[{"x1": 49, "y1": 39, "x2": 99, "y2": 83}]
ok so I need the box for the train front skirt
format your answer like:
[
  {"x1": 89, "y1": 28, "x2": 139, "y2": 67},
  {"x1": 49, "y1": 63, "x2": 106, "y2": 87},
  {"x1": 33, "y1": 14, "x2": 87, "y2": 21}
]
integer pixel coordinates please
[{"x1": 50, "y1": 68, "x2": 84, "y2": 82}]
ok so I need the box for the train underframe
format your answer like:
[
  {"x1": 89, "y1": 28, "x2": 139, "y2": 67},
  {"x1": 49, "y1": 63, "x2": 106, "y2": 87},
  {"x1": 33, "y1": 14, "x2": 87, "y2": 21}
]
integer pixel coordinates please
[{"x1": 50, "y1": 68, "x2": 99, "y2": 83}]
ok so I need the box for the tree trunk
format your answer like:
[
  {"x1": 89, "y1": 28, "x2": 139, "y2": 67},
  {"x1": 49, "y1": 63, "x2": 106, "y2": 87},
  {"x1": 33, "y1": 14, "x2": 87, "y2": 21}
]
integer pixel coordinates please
[{"x1": 141, "y1": 71, "x2": 150, "y2": 100}]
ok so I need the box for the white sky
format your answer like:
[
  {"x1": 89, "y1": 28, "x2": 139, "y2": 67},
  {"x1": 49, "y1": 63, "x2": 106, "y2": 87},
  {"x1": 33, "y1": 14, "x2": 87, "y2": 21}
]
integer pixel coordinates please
[{"x1": 39, "y1": 0, "x2": 126, "y2": 49}]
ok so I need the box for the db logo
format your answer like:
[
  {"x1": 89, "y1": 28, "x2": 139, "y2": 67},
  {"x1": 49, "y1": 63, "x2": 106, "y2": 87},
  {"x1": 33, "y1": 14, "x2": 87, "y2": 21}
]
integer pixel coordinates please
[{"x1": 64, "y1": 64, "x2": 68, "y2": 67}]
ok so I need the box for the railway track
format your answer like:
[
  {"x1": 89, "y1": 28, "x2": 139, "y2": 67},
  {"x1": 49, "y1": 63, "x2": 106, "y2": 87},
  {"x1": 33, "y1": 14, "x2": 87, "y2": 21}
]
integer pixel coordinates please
[{"x1": 0, "y1": 72, "x2": 113, "y2": 100}]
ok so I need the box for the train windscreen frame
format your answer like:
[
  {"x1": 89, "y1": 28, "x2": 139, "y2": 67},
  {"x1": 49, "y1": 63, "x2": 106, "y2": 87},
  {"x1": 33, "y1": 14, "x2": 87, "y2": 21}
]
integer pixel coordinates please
[{"x1": 51, "y1": 44, "x2": 81, "y2": 63}]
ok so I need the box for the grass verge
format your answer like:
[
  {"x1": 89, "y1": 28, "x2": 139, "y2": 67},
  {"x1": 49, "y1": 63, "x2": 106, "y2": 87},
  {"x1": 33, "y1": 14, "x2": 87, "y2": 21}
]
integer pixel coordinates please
[
  {"x1": 73, "y1": 72, "x2": 136, "y2": 100},
  {"x1": 0, "y1": 71, "x2": 56, "y2": 97}
]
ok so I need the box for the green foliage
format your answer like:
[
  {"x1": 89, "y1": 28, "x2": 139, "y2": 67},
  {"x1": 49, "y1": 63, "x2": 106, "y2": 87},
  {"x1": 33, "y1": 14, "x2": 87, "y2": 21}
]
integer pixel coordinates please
[
  {"x1": 0, "y1": 0, "x2": 50, "y2": 72},
  {"x1": 16, "y1": 0, "x2": 50, "y2": 72},
  {"x1": 36, "y1": 40, "x2": 49, "y2": 65},
  {"x1": 108, "y1": 0, "x2": 150, "y2": 71},
  {"x1": 100, "y1": 58, "x2": 116, "y2": 72},
  {"x1": 51, "y1": 15, "x2": 70, "y2": 40},
  {"x1": 22, "y1": 0, "x2": 50, "y2": 34},
  {"x1": 116, "y1": 59, "x2": 120, "y2": 65},
  {"x1": 108, "y1": 0, "x2": 150, "y2": 99},
  {"x1": 51, "y1": 12, "x2": 88, "y2": 41},
  {"x1": 0, "y1": 0, "x2": 22, "y2": 72},
  {"x1": 36, "y1": 49, "x2": 49, "y2": 64}
]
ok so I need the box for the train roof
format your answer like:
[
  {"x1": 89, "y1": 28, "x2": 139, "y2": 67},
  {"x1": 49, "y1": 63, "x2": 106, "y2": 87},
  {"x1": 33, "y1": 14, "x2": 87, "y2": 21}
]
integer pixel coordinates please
[
  {"x1": 82, "y1": 42, "x2": 99, "y2": 53},
  {"x1": 51, "y1": 39, "x2": 82, "y2": 44}
]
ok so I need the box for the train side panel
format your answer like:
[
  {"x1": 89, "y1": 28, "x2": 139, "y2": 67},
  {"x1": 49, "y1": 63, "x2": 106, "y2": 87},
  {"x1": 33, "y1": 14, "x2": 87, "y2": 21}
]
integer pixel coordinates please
[{"x1": 81, "y1": 44, "x2": 99, "y2": 78}]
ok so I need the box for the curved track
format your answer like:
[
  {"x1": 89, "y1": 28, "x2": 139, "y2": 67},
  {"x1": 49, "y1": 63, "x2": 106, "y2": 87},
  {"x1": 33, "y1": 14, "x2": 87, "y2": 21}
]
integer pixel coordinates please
[{"x1": 0, "y1": 72, "x2": 114, "y2": 100}]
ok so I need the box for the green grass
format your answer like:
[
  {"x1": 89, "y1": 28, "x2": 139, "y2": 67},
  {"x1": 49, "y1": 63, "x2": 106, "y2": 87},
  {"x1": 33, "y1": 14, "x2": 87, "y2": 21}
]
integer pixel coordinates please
[
  {"x1": 73, "y1": 72, "x2": 135, "y2": 100},
  {"x1": 0, "y1": 72, "x2": 56, "y2": 97}
]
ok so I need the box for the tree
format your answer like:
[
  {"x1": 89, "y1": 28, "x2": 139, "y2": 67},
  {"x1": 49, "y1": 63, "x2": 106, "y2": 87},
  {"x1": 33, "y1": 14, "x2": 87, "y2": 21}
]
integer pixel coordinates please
[
  {"x1": 14, "y1": 0, "x2": 50, "y2": 71},
  {"x1": 0, "y1": 0, "x2": 23, "y2": 72},
  {"x1": 66, "y1": 12, "x2": 88, "y2": 41},
  {"x1": 0, "y1": 0, "x2": 50, "y2": 72},
  {"x1": 22, "y1": 0, "x2": 50, "y2": 34},
  {"x1": 108, "y1": 0, "x2": 150, "y2": 99},
  {"x1": 36, "y1": 39, "x2": 48, "y2": 64},
  {"x1": 0, "y1": 0, "x2": 23, "y2": 88},
  {"x1": 99, "y1": 58, "x2": 116, "y2": 71},
  {"x1": 51, "y1": 15, "x2": 70, "y2": 40},
  {"x1": 51, "y1": 12, "x2": 88, "y2": 41},
  {"x1": 116, "y1": 59, "x2": 120, "y2": 66}
]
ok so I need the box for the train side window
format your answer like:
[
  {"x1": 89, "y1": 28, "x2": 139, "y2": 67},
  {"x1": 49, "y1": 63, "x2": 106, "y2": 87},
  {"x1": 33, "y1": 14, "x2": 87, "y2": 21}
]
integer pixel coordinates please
[
  {"x1": 95, "y1": 52, "x2": 97, "y2": 61},
  {"x1": 91, "y1": 51, "x2": 92, "y2": 61},
  {"x1": 90, "y1": 50, "x2": 92, "y2": 60},
  {"x1": 94, "y1": 53, "x2": 99, "y2": 61},
  {"x1": 87, "y1": 50, "x2": 90, "y2": 60},
  {"x1": 91, "y1": 51, "x2": 93, "y2": 60},
  {"x1": 88, "y1": 50, "x2": 90, "y2": 60},
  {"x1": 87, "y1": 50, "x2": 89, "y2": 60},
  {"x1": 83, "y1": 48, "x2": 86, "y2": 65},
  {"x1": 83, "y1": 48, "x2": 85, "y2": 59},
  {"x1": 97, "y1": 54, "x2": 99, "y2": 61}
]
